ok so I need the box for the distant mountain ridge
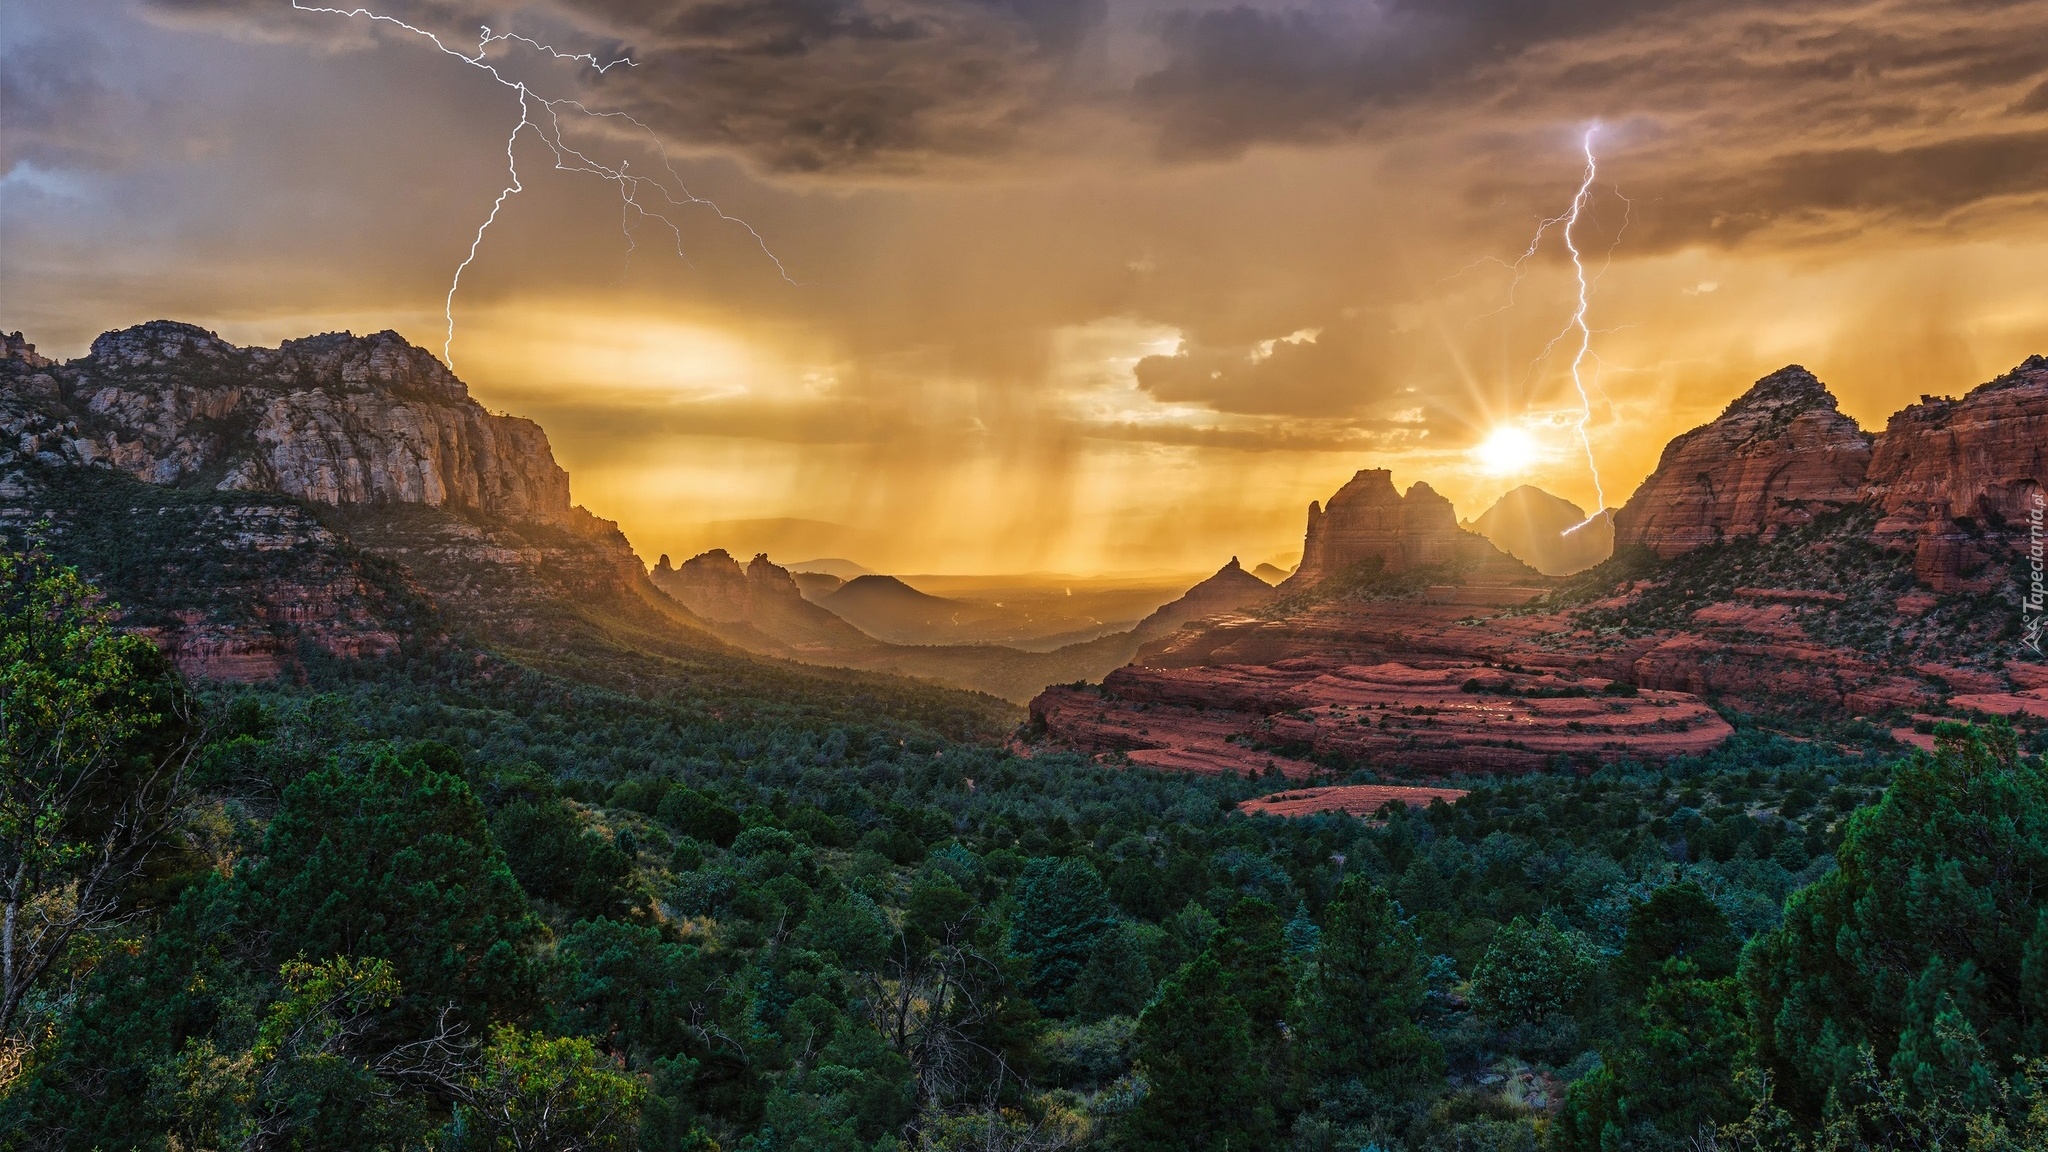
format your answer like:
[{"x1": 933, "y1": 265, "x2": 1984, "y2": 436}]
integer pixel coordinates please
[{"x1": 651, "y1": 549, "x2": 1277, "y2": 700}]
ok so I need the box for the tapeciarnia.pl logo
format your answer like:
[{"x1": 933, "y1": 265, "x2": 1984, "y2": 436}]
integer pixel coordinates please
[{"x1": 2025, "y1": 491, "x2": 2045, "y2": 657}]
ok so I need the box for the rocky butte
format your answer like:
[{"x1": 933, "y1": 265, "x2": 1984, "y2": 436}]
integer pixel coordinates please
[
  {"x1": 1029, "y1": 360, "x2": 2048, "y2": 791},
  {"x1": 1281, "y1": 470, "x2": 1525, "y2": 589}
]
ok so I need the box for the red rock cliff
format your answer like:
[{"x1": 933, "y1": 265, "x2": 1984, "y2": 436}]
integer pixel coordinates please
[
  {"x1": 1613, "y1": 365, "x2": 1872, "y2": 557},
  {"x1": 1864, "y1": 355, "x2": 2048, "y2": 592}
]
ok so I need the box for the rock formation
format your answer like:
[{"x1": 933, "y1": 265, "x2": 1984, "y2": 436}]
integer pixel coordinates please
[
  {"x1": 651, "y1": 549, "x2": 875, "y2": 653},
  {"x1": 8, "y1": 321, "x2": 571, "y2": 521},
  {"x1": 1611, "y1": 358, "x2": 2046, "y2": 591},
  {"x1": 1, "y1": 321, "x2": 660, "y2": 679},
  {"x1": 1030, "y1": 359, "x2": 2046, "y2": 779},
  {"x1": 1864, "y1": 355, "x2": 2048, "y2": 591},
  {"x1": 1282, "y1": 470, "x2": 1522, "y2": 589},
  {"x1": 1613, "y1": 366, "x2": 1873, "y2": 557},
  {"x1": 2, "y1": 332, "x2": 51, "y2": 368},
  {"x1": 1468, "y1": 486, "x2": 1613, "y2": 576},
  {"x1": 1129, "y1": 557, "x2": 1274, "y2": 640}
]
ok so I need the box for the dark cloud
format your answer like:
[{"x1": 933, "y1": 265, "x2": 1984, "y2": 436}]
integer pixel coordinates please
[
  {"x1": 1611, "y1": 129, "x2": 2048, "y2": 248},
  {"x1": 1132, "y1": 0, "x2": 1698, "y2": 155},
  {"x1": 142, "y1": 0, "x2": 1109, "y2": 172},
  {"x1": 0, "y1": 31, "x2": 118, "y2": 170}
]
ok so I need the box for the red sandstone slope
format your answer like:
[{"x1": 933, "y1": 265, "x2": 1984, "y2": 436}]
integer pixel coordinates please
[
  {"x1": 1239, "y1": 783, "x2": 1469, "y2": 819},
  {"x1": 1131, "y1": 556, "x2": 1275, "y2": 640},
  {"x1": 1864, "y1": 355, "x2": 2048, "y2": 591}
]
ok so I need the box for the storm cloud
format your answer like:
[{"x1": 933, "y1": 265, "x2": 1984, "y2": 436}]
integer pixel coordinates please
[{"x1": 7, "y1": 0, "x2": 2048, "y2": 571}]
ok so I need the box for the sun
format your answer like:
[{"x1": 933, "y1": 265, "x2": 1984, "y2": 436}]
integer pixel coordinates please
[{"x1": 1473, "y1": 426, "x2": 1542, "y2": 476}]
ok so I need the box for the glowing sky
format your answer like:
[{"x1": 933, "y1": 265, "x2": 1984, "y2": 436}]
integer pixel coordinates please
[{"x1": 6, "y1": 0, "x2": 2047, "y2": 573}]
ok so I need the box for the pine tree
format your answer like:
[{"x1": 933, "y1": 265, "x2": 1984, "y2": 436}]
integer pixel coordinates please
[
  {"x1": 1293, "y1": 877, "x2": 1443, "y2": 1122},
  {"x1": 1010, "y1": 857, "x2": 1113, "y2": 1013},
  {"x1": 1071, "y1": 919, "x2": 1155, "y2": 1020},
  {"x1": 1211, "y1": 898, "x2": 1292, "y2": 1048},
  {"x1": 1614, "y1": 880, "x2": 1738, "y2": 1002},
  {"x1": 1126, "y1": 954, "x2": 1275, "y2": 1152}
]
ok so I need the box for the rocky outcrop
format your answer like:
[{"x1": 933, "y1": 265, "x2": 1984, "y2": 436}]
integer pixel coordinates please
[
  {"x1": 1863, "y1": 355, "x2": 2048, "y2": 592},
  {"x1": 656, "y1": 549, "x2": 754, "y2": 622},
  {"x1": 1610, "y1": 358, "x2": 2046, "y2": 591},
  {"x1": 2, "y1": 332, "x2": 51, "y2": 368},
  {"x1": 1130, "y1": 557, "x2": 1274, "y2": 640},
  {"x1": 1, "y1": 321, "x2": 668, "y2": 680},
  {"x1": 1613, "y1": 366, "x2": 1873, "y2": 557},
  {"x1": 4, "y1": 321, "x2": 571, "y2": 522},
  {"x1": 1467, "y1": 486, "x2": 1613, "y2": 576},
  {"x1": 1283, "y1": 471, "x2": 1514, "y2": 588}
]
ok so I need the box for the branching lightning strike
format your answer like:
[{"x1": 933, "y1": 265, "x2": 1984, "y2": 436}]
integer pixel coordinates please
[
  {"x1": 289, "y1": 2, "x2": 794, "y2": 368},
  {"x1": 1511, "y1": 124, "x2": 1614, "y2": 536}
]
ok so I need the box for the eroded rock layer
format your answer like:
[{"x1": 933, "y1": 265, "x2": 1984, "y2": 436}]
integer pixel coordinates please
[
  {"x1": 1032, "y1": 661, "x2": 1732, "y2": 779},
  {"x1": 1283, "y1": 470, "x2": 1523, "y2": 588}
]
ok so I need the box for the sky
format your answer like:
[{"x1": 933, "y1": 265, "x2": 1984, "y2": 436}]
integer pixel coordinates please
[{"x1": 5, "y1": 0, "x2": 2047, "y2": 574}]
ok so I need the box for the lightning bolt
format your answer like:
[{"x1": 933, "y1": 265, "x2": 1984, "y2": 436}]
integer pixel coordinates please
[
  {"x1": 288, "y1": 2, "x2": 795, "y2": 369},
  {"x1": 1511, "y1": 124, "x2": 1613, "y2": 536}
]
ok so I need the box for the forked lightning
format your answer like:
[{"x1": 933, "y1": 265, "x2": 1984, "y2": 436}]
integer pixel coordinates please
[{"x1": 289, "y1": 2, "x2": 794, "y2": 368}]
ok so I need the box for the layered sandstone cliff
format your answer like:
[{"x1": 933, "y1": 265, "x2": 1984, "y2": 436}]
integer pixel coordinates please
[
  {"x1": 1612, "y1": 366, "x2": 1872, "y2": 557},
  {"x1": 1864, "y1": 355, "x2": 2048, "y2": 592},
  {"x1": 1612, "y1": 359, "x2": 2046, "y2": 592},
  {"x1": 0, "y1": 321, "x2": 660, "y2": 679}
]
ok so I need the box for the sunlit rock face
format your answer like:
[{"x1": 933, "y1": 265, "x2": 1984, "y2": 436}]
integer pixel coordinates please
[
  {"x1": 1611, "y1": 358, "x2": 2048, "y2": 592},
  {"x1": 0, "y1": 321, "x2": 646, "y2": 682},
  {"x1": 1613, "y1": 366, "x2": 1873, "y2": 558},
  {"x1": 1864, "y1": 355, "x2": 2048, "y2": 593},
  {"x1": 18, "y1": 320, "x2": 572, "y2": 522}
]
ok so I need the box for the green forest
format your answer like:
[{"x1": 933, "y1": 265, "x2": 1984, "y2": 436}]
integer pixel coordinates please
[{"x1": 3, "y1": 541, "x2": 2045, "y2": 1151}]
